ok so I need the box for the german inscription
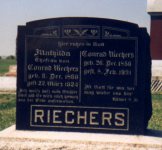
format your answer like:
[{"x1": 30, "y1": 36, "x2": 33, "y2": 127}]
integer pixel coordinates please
[{"x1": 16, "y1": 18, "x2": 152, "y2": 134}]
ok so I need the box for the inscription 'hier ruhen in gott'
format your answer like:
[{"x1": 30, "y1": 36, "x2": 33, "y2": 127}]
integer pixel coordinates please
[{"x1": 16, "y1": 17, "x2": 151, "y2": 134}]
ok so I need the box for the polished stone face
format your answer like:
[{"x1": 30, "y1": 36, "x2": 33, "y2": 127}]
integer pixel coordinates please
[{"x1": 16, "y1": 17, "x2": 152, "y2": 134}]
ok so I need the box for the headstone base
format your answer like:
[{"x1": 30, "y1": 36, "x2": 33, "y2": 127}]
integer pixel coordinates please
[{"x1": 0, "y1": 125, "x2": 162, "y2": 150}]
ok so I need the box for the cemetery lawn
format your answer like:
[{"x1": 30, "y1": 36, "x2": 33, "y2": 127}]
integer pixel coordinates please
[
  {"x1": 0, "y1": 94, "x2": 16, "y2": 131},
  {"x1": 0, "y1": 58, "x2": 16, "y2": 76},
  {"x1": 148, "y1": 94, "x2": 162, "y2": 130},
  {"x1": 0, "y1": 93, "x2": 162, "y2": 131}
]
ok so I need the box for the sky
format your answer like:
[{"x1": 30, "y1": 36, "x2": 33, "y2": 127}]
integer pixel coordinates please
[{"x1": 0, "y1": 0, "x2": 150, "y2": 56}]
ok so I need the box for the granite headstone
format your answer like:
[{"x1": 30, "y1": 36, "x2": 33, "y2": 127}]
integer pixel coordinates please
[{"x1": 16, "y1": 17, "x2": 152, "y2": 134}]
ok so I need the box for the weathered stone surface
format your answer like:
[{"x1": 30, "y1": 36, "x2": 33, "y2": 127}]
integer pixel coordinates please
[
  {"x1": 0, "y1": 77, "x2": 16, "y2": 92},
  {"x1": 147, "y1": 0, "x2": 162, "y2": 12},
  {"x1": 152, "y1": 60, "x2": 162, "y2": 77},
  {"x1": 0, "y1": 125, "x2": 162, "y2": 150},
  {"x1": 5, "y1": 65, "x2": 17, "y2": 77}
]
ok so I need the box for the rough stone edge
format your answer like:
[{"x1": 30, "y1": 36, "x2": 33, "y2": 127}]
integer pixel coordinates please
[
  {"x1": 0, "y1": 125, "x2": 162, "y2": 150},
  {"x1": 0, "y1": 139, "x2": 161, "y2": 150}
]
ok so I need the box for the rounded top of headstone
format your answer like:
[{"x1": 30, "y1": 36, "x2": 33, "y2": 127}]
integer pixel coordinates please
[
  {"x1": 26, "y1": 17, "x2": 138, "y2": 31},
  {"x1": 26, "y1": 17, "x2": 139, "y2": 36}
]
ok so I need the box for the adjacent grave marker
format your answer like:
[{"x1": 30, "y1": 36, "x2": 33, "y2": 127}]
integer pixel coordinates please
[{"x1": 16, "y1": 17, "x2": 152, "y2": 134}]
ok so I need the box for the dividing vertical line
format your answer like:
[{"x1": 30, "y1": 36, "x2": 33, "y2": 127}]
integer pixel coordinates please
[
  {"x1": 79, "y1": 51, "x2": 82, "y2": 103},
  {"x1": 24, "y1": 36, "x2": 28, "y2": 82},
  {"x1": 135, "y1": 38, "x2": 138, "y2": 86}
]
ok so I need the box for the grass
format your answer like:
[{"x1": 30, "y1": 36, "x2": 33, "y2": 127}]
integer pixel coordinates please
[
  {"x1": 0, "y1": 94, "x2": 16, "y2": 131},
  {"x1": 148, "y1": 94, "x2": 162, "y2": 130},
  {"x1": 0, "y1": 59, "x2": 16, "y2": 75},
  {"x1": 0, "y1": 93, "x2": 162, "y2": 131}
]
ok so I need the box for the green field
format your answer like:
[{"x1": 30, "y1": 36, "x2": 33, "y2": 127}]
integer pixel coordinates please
[
  {"x1": 0, "y1": 58, "x2": 16, "y2": 75},
  {"x1": 0, "y1": 94, "x2": 162, "y2": 131}
]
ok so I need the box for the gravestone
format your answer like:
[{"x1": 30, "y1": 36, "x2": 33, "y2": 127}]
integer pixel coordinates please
[
  {"x1": 5, "y1": 65, "x2": 17, "y2": 76},
  {"x1": 16, "y1": 17, "x2": 152, "y2": 135}
]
